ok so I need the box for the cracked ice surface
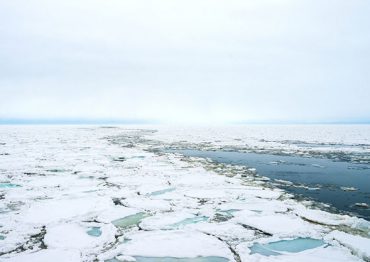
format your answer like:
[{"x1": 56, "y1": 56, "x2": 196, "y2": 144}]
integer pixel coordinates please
[{"x1": 0, "y1": 126, "x2": 369, "y2": 261}]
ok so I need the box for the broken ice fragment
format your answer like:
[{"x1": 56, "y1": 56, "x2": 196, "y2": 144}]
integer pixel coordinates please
[
  {"x1": 354, "y1": 203, "x2": 369, "y2": 208},
  {"x1": 340, "y1": 187, "x2": 358, "y2": 191}
]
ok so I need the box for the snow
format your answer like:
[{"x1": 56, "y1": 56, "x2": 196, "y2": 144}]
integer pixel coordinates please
[
  {"x1": 2, "y1": 249, "x2": 81, "y2": 262},
  {"x1": 294, "y1": 206, "x2": 355, "y2": 226},
  {"x1": 325, "y1": 230, "x2": 370, "y2": 260},
  {"x1": 114, "y1": 230, "x2": 234, "y2": 260},
  {"x1": 232, "y1": 213, "x2": 323, "y2": 237},
  {"x1": 97, "y1": 206, "x2": 139, "y2": 223},
  {"x1": 139, "y1": 211, "x2": 195, "y2": 230},
  {"x1": 19, "y1": 197, "x2": 112, "y2": 224},
  {"x1": 44, "y1": 223, "x2": 116, "y2": 250}
]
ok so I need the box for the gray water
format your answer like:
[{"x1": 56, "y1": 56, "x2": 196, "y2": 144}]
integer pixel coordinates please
[{"x1": 170, "y1": 149, "x2": 370, "y2": 220}]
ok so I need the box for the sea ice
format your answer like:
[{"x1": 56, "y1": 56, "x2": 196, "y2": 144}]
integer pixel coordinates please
[
  {"x1": 1, "y1": 126, "x2": 369, "y2": 262},
  {"x1": 2, "y1": 249, "x2": 81, "y2": 262},
  {"x1": 325, "y1": 230, "x2": 370, "y2": 260},
  {"x1": 44, "y1": 223, "x2": 116, "y2": 250},
  {"x1": 111, "y1": 230, "x2": 234, "y2": 260}
]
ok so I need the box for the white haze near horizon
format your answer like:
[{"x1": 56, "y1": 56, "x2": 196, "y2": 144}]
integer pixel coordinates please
[{"x1": 0, "y1": 0, "x2": 369, "y2": 124}]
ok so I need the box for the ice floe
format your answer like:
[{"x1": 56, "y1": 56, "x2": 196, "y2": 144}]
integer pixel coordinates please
[{"x1": 107, "y1": 230, "x2": 234, "y2": 260}]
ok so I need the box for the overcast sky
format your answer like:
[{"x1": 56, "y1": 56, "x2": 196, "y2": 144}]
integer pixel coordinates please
[{"x1": 0, "y1": 0, "x2": 369, "y2": 123}]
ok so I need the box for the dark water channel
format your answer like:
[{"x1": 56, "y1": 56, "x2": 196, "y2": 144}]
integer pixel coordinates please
[{"x1": 169, "y1": 149, "x2": 370, "y2": 220}]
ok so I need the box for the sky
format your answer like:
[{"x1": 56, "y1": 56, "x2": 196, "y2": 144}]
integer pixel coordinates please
[{"x1": 0, "y1": 0, "x2": 369, "y2": 124}]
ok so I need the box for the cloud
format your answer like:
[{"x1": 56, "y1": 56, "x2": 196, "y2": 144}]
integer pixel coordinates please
[{"x1": 0, "y1": 0, "x2": 369, "y2": 123}]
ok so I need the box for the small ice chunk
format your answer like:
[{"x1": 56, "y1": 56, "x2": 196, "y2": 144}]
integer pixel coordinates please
[
  {"x1": 340, "y1": 187, "x2": 358, "y2": 192},
  {"x1": 354, "y1": 203, "x2": 369, "y2": 208}
]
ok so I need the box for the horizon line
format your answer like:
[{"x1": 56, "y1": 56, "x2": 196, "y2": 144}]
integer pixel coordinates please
[{"x1": 0, "y1": 118, "x2": 369, "y2": 125}]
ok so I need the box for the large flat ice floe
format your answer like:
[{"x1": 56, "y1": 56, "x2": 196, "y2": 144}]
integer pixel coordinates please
[{"x1": 0, "y1": 125, "x2": 369, "y2": 261}]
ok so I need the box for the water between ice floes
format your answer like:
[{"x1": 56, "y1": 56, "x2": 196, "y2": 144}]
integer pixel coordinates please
[{"x1": 169, "y1": 149, "x2": 370, "y2": 220}]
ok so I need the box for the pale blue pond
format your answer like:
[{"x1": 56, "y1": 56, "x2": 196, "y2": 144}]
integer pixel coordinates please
[
  {"x1": 134, "y1": 257, "x2": 229, "y2": 262},
  {"x1": 87, "y1": 227, "x2": 102, "y2": 237},
  {"x1": 169, "y1": 216, "x2": 209, "y2": 229},
  {"x1": 169, "y1": 149, "x2": 370, "y2": 220},
  {"x1": 0, "y1": 183, "x2": 20, "y2": 188},
  {"x1": 106, "y1": 257, "x2": 229, "y2": 262},
  {"x1": 250, "y1": 238, "x2": 325, "y2": 256},
  {"x1": 112, "y1": 212, "x2": 149, "y2": 228}
]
